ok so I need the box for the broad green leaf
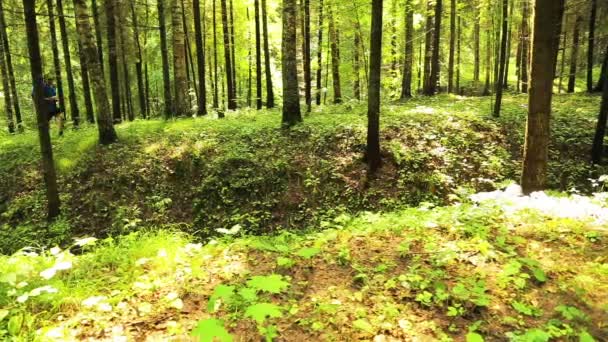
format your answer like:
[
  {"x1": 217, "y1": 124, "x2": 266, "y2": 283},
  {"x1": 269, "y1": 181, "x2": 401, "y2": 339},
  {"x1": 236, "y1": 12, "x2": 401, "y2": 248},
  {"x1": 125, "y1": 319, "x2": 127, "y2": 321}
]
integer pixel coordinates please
[
  {"x1": 207, "y1": 284, "x2": 235, "y2": 312},
  {"x1": 7, "y1": 314, "x2": 22, "y2": 336},
  {"x1": 353, "y1": 319, "x2": 375, "y2": 334},
  {"x1": 532, "y1": 268, "x2": 547, "y2": 282},
  {"x1": 578, "y1": 331, "x2": 595, "y2": 342},
  {"x1": 247, "y1": 275, "x2": 289, "y2": 294},
  {"x1": 0, "y1": 309, "x2": 8, "y2": 321},
  {"x1": 244, "y1": 303, "x2": 283, "y2": 324},
  {"x1": 466, "y1": 332, "x2": 484, "y2": 342},
  {"x1": 296, "y1": 247, "x2": 321, "y2": 259},
  {"x1": 238, "y1": 287, "x2": 258, "y2": 302},
  {"x1": 191, "y1": 319, "x2": 233, "y2": 342},
  {"x1": 276, "y1": 257, "x2": 295, "y2": 268}
]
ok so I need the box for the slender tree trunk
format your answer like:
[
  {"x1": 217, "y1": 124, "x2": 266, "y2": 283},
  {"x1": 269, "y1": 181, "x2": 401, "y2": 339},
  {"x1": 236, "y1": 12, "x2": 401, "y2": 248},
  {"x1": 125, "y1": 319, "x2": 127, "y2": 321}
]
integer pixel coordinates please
[
  {"x1": 353, "y1": 24, "x2": 361, "y2": 100},
  {"x1": 520, "y1": 0, "x2": 529, "y2": 93},
  {"x1": 221, "y1": 0, "x2": 236, "y2": 110},
  {"x1": 229, "y1": 0, "x2": 237, "y2": 100},
  {"x1": 303, "y1": 0, "x2": 311, "y2": 112},
  {"x1": 261, "y1": 0, "x2": 275, "y2": 108},
  {"x1": 182, "y1": 0, "x2": 196, "y2": 101},
  {"x1": 328, "y1": 4, "x2": 342, "y2": 104},
  {"x1": 423, "y1": 1, "x2": 433, "y2": 93},
  {"x1": 503, "y1": 0, "x2": 513, "y2": 89},
  {"x1": 118, "y1": 4, "x2": 134, "y2": 121},
  {"x1": 521, "y1": 0, "x2": 565, "y2": 194},
  {"x1": 483, "y1": 28, "x2": 491, "y2": 96},
  {"x1": 247, "y1": 8, "x2": 252, "y2": 107},
  {"x1": 47, "y1": 0, "x2": 66, "y2": 123},
  {"x1": 595, "y1": 47, "x2": 607, "y2": 92},
  {"x1": 493, "y1": 0, "x2": 508, "y2": 117},
  {"x1": 78, "y1": 40, "x2": 95, "y2": 123},
  {"x1": 456, "y1": 15, "x2": 461, "y2": 94},
  {"x1": 592, "y1": 46, "x2": 608, "y2": 164},
  {"x1": 23, "y1": 0, "x2": 61, "y2": 220},
  {"x1": 367, "y1": 0, "x2": 383, "y2": 174},
  {"x1": 57, "y1": 0, "x2": 80, "y2": 127},
  {"x1": 0, "y1": 1, "x2": 21, "y2": 128},
  {"x1": 144, "y1": 0, "x2": 151, "y2": 116},
  {"x1": 400, "y1": 0, "x2": 413, "y2": 99},
  {"x1": 158, "y1": 0, "x2": 173, "y2": 118},
  {"x1": 254, "y1": 0, "x2": 263, "y2": 109},
  {"x1": 567, "y1": 16, "x2": 582, "y2": 93},
  {"x1": 448, "y1": 0, "x2": 456, "y2": 93},
  {"x1": 91, "y1": 0, "x2": 104, "y2": 74},
  {"x1": 172, "y1": 0, "x2": 189, "y2": 116},
  {"x1": 282, "y1": 0, "x2": 301, "y2": 127},
  {"x1": 473, "y1": 2, "x2": 480, "y2": 83},
  {"x1": 106, "y1": 0, "x2": 122, "y2": 122},
  {"x1": 516, "y1": 26, "x2": 522, "y2": 92},
  {"x1": 315, "y1": 0, "x2": 324, "y2": 105},
  {"x1": 427, "y1": 0, "x2": 442, "y2": 95},
  {"x1": 212, "y1": 0, "x2": 219, "y2": 108},
  {"x1": 390, "y1": 0, "x2": 397, "y2": 75},
  {"x1": 587, "y1": 0, "x2": 597, "y2": 93},
  {"x1": 193, "y1": 0, "x2": 207, "y2": 115},
  {"x1": 131, "y1": 1, "x2": 148, "y2": 118},
  {"x1": 0, "y1": 15, "x2": 14, "y2": 133},
  {"x1": 558, "y1": 15, "x2": 567, "y2": 94},
  {"x1": 418, "y1": 31, "x2": 423, "y2": 92}
]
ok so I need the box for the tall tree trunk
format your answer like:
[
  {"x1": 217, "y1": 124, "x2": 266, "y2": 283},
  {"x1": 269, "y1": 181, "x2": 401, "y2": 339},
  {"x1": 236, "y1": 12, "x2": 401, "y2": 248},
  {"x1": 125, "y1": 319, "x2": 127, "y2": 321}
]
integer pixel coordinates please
[
  {"x1": 473, "y1": 2, "x2": 480, "y2": 83},
  {"x1": 303, "y1": 0, "x2": 311, "y2": 112},
  {"x1": 0, "y1": 14, "x2": 14, "y2": 133},
  {"x1": 520, "y1": 0, "x2": 529, "y2": 93},
  {"x1": 423, "y1": 1, "x2": 433, "y2": 93},
  {"x1": 493, "y1": 0, "x2": 508, "y2": 117},
  {"x1": 427, "y1": 0, "x2": 442, "y2": 95},
  {"x1": 212, "y1": 0, "x2": 219, "y2": 108},
  {"x1": 328, "y1": 4, "x2": 342, "y2": 104},
  {"x1": 516, "y1": 26, "x2": 522, "y2": 92},
  {"x1": 46, "y1": 0, "x2": 66, "y2": 123},
  {"x1": 158, "y1": 0, "x2": 173, "y2": 118},
  {"x1": 77, "y1": 40, "x2": 95, "y2": 123},
  {"x1": 521, "y1": 0, "x2": 564, "y2": 194},
  {"x1": 315, "y1": 0, "x2": 324, "y2": 105},
  {"x1": 558, "y1": 15, "x2": 567, "y2": 93},
  {"x1": 595, "y1": 47, "x2": 607, "y2": 92},
  {"x1": 261, "y1": 0, "x2": 275, "y2": 108},
  {"x1": 193, "y1": 0, "x2": 207, "y2": 115},
  {"x1": 567, "y1": 16, "x2": 582, "y2": 93},
  {"x1": 221, "y1": 0, "x2": 236, "y2": 110},
  {"x1": 456, "y1": 15, "x2": 461, "y2": 94},
  {"x1": 418, "y1": 31, "x2": 423, "y2": 92},
  {"x1": 281, "y1": 0, "x2": 301, "y2": 127},
  {"x1": 57, "y1": 0, "x2": 80, "y2": 127},
  {"x1": 229, "y1": 0, "x2": 237, "y2": 100},
  {"x1": 503, "y1": 0, "x2": 513, "y2": 89},
  {"x1": 106, "y1": 0, "x2": 122, "y2": 122},
  {"x1": 247, "y1": 8, "x2": 252, "y2": 107},
  {"x1": 172, "y1": 0, "x2": 189, "y2": 116},
  {"x1": 367, "y1": 0, "x2": 383, "y2": 174},
  {"x1": 23, "y1": 0, "x2": 61, "y2": 220},
  {"x1": 91, "y1": 0, "x2": 104, "y2": 74},
  {"x1": 483, "y1": 27, "x2": 491, "y2": 96},
  {"x1": 0, "y1": 1, "x2": 21, "y2": 128},
  {"x1": 587, "y1": 0, "x2": 597, "y2": 93},
  {"x1": 131, "y1": 1, "x2": 148, "y2": 118},
  {"x1": 144, "y1": 0, "x2": 151, "y2": 116},
  {"x1": 448, "y1": 0, "x2": 456, "y2": 93},
  {"x1": 389, "y1": 0, "x2": 397, "y2": 75},
  {"x1": 353, "y1": 23, "x2": 361, "y2": 100},
  {"x1": 592, "y1": 46, "x2": 608, "y2": 164},
  {"x1": 118, "y1": 4, "x2": 134, "y2": 121},
  {"x1": 254, "y1": 0, "x2": 263, "y2": 109},
  {"x1": 400, "y1": 0, "x2": 413, "y2": 100}
]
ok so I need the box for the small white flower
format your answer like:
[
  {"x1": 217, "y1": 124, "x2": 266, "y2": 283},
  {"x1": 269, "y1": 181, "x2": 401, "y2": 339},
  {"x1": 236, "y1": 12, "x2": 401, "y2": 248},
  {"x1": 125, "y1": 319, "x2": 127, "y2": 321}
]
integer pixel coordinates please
[
  {"x1": 97, "y1": 303, "x2": 113, "y2": 312},
  {"x1": 158, "y1": 249, "x2": 167, "y2": 257},
  {"x1": 54, "y1": 261, "x2": 72, "y2": 271},
  {"x1": 16, "y1": 294, "x2": 29, "y2": 303},
  {"x1": 40, "y1": 268, "x2": 57, "y2": 280},
  {"x1": 16, "y1": 281, "x2": 28, "y2": 289},
  {"x1": 82, "y1": 296, "x2": 107, "y2": 308},
  {"x1": 74, "y1": 237, "x2": 98, "y2": 247},
  {"x1": 50, "y1": 247, "x2": 61, "y2": 255},
  {"x1": 165, "y1": 292, "x2": 179, "y2": 301}
]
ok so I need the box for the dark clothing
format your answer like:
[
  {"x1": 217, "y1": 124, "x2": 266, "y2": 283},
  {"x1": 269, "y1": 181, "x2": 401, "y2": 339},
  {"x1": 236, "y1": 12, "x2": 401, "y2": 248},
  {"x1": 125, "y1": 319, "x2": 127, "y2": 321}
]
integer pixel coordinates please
[{"x1": 33, "y1": 83, "x2": 62, "y2": 121}]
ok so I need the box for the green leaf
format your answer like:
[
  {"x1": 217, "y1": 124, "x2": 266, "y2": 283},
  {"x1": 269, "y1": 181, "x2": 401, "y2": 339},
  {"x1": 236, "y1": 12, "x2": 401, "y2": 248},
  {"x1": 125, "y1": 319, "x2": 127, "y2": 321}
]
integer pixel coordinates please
[
  {"x1": 244, "y1": 303, "x2": 283, "y2": 324},
  {"x1": 247, "y1": 275, "x2": 290, "y2": 294},
  {"x1": 191, "y1": 319, "x2": 233, "y2": 342},
  {"x1": 7, "y1": 314, "x2": 22, "y2": 336},
  {"x1": 511, "y1": 301, "x2": 540, "y2": 317},
  {"x1": 353, "y1": 319, "x2": 375, "y2": 334},
  {"x1": 238, "y1": 287, "x2": 258, "y2": 302},
  {"x1": 518, "y1": 329, "x2": 550, "y2": 342},
  {"x1": 578, "y1": 331, "x2": 595, "y2": 342},
  {"x1": 296, "y1": 247, "x2": 321, "y2": 259},
  {"x1": 0, "y1": 309, "x2": 8, "y2": 322},
  {"x1": 531, "y1": 268, "x2": 547, "y2": 282},
  {"x1": 207, "y1": 284, "x2": 236, "y2": 312},
  {"x1": 276, "y1": 257, "x2": 295, "y2": 268},
  {"x1": 466, "y1": 332, "x2": 484, "y2": 342}
]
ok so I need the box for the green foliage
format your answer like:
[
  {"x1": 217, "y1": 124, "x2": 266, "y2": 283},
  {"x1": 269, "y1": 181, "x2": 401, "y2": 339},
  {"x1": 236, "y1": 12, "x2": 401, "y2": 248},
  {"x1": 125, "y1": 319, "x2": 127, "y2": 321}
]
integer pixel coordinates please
[
  {"x1": 246, "y1": 275, "x2": 290, "y2": 294},
  {"x1": 191, "y1": 319, "x2": 233, "y2": 342},
  {"x1": 244, "y1": 303, "x2": 283, "y2": 324}
]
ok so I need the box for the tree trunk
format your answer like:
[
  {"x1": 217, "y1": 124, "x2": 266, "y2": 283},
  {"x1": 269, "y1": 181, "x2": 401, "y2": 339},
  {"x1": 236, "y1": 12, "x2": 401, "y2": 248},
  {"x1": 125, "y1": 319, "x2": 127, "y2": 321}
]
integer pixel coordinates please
[
  {"x1": 353, "y1": 23, "x2": 361, "y2": 100},
  {"x1": 229, "y1": 0, "x2": 237, "y2": 100},
  {"x1": 91, "y1": 0, "x2": 104, "y2": 74},
  {"x1": 0, "y1": 14, "x2": 14, "y2": 133},
  {"x1": 328, "y1": 4, "x2": 342, "y2": 104},
  {"x1": 144, "y1": 0, "x2": 151, "y2": 116},
  {"x1": 503, "y1": 0, "x2": 513, "y2": 89},
  {"x1": 483, "y1": 28, "x2": 491, "y2": 96},
  {"x1": 367, "y1": 0, "x2": 383, "y2": 174},
  {"x1": 595, "y1": 47, "x2": 607, "y2": 92},
  {"x1": 158, "y1": 0, "x2": 173, "y2": 118},
  {"x1": 172, "y1": 0, "x2": 189, "y2": 116},
  {"x1": 46, "y1": 0, "x2": 66, "y2": 124},
  {"x1": 303, "y1": 0, "x2": 311, "y2": 112},
  {"x1": 315, "y1": 0, "x2": 324, "y2": 105},
  {"x1": 23, "y1": 0, "x2": 61, "y2": 220},
  {"x1": 521, "y1": 0, "x2": 564, "y2": 194},
  {"x1": 77, "y1": 40, "x2": 95, "y2": 123},
  {"x1": 473, "y1": 2, "x2": 480, "y2": 83},
  {"x1": 587, "y1": 0, "x2": 597, "y2": 93},
  {"x1": 592, "y1": 46, "x2": 608, "y2": 164},
  {"x1": 106, "y1": 0, "x2": 122, "y2": 122},
  {"x1": 57, "y1": 0, "x2": 80, "y2": 127},
  {"x1": 448, "y1": 0, "x2": 456, "y2": 93},
  {"x1": 212, "y1": 0, "x2": 220, "y2": 108},
  {"x1": 520, "y1": 0, "x2": 529, "y2": 93},
  {"x1": 261, "y1": 0, "x2": 275, "y2": 108},
  {"x1": 193, "y1": 0, "x2": 207, "y2": 115},
  {"x1": 427, "y1": 0, "x2": 442, "y2": 95},
  {"x1": 558, "y1": 15, "x2": 567, "y2": 93},
  {"x1": 118, "y1": 4, "x2": 134, "y2": 121},
  {"x1": 221, "y1": 0, "x2": 236, "y2": 110},
  {"x1": 131, "y1": 1, "x2": 148, "y2": 118},
  {"x1": 281, "y1": 0, "x2": 301, "y2": 127},
  {"x1": 493, "y1": 0, "x2": 508, "y2": 117},
  {"x1": 423, "y1": 1, "x2": 433, "y2": 93},
  {"x1": 400, "y1": 0, "x2": 413, "y2": 100},
  {"x1": 567, "y1": 16, "x2": 582, "y2": 93},
  {"x1": 390, "y1": 0, "x2": 397, "y2": 76},
  {"x1": 456, "y1": 15, "x2": 461, "y2": 93},
  {"x1": 0, "y1": 1, "x2": 21, "y2": 128},
  {"x1": 254, "y1": 0, "x2": 263, "y2": 109},
  {"x1": 247, "y1": 8, "x2": 252, "y2": 107}
]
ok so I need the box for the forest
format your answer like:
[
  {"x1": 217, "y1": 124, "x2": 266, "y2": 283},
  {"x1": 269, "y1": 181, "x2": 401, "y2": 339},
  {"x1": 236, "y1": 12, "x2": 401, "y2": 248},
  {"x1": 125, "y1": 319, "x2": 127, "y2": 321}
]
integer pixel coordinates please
[{"x1": 0, "y1": 0, "x2": 608, "y2": 340}]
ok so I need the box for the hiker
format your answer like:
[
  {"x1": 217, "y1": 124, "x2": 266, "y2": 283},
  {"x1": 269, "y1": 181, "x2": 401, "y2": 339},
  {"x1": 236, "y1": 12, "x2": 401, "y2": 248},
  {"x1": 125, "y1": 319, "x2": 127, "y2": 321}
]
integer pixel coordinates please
[{"x1": 33, "y1": 75, "x2": 64, "y2": 136}]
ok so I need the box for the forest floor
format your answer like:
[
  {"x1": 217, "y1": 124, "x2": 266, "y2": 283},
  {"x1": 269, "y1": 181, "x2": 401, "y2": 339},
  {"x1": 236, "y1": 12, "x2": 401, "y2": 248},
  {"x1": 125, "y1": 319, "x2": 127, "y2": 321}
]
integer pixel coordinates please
[{"x1": 0, "y1": 93, "x2": 607, "y2": 341}]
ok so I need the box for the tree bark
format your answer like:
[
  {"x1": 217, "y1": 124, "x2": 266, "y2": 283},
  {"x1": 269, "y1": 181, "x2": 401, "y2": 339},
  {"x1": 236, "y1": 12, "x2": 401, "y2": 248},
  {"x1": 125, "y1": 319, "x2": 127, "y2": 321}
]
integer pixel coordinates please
[
  {"x1": 423, "y1": 1, "x2": 433, "y2": 93},
  {"x1": 212, "y1": 0, "x2": 219, "y2": 108},
  {"x1": 221, "y1": 0, "x2": 236, "y2": 110},
  {"x1": 493, "y1": 0, "x2": 508, "y2": 117},
  {"x1": 77, "y1": 40, "x2": 95, "y2": 123},
  {"x1": 281, "y1": 0, "x2": 302, "y2": 127},
  {"x1": 193, "y1": 0, "x2": 207, "y2": 115},
  {"x1": 57, "y1": 0, "x2": 80, "y2": 127},
  {"x1": 158, "y1": 0, "x2": 173, "y2": 118},
  {"x1": 118, "y1": 3, "x2": 134, "y2": 121},
  {"x1": 521, "y1": 0, "x2": 564, "y2": 194},
  {"x1": 587, "y1": 0, "x2": 597, "y2": 93},
  {"x1": 400, "y1": 0, "x2": 413, "y2": 100},
  {"x1": 390, "y1": 0, "x2": 398, "y2": 76},
  {"x1": 0, "y1": 12, "x2": 14, "y2": 133},
  {"x1": 503, "y1": 0, "x2": 513, "y2": 89},
  {"x1": 315, "y1": 0, "x2": 324, "y2": 105},
  {"x1": 367, "y1": 0, "x2": 383, "y2": 174},
  {"x1": 353, "y1": 22, "x2": 361, "y2": 100},
  {"x1": 456, "y1": 14, "x2": 461, "y2": 93},
  {"x1": 592, "y1": 46, "x2": 608, "y2": 164},
  {"x1": 473, "y1": 2, "x2": 480, "y2": 83},
  {"x1": 303, "y1": 0, "x2": 311, "y2": 112},
  {"x1": 91, "y1": 0, "x2": 104, "y2": 74},
  {"x1": 558, "y1": 15, "x2": 567, "y2": 93},
  {"x1": 229, "y1": 0, "x2": 237, "y2": 100},
  {"x1": 0, "y1": 1, "x2": 21, "y2": 128},
  {"x1": 46, "y1": 0, "x2": 66, "y2": 123},
  {"x1": 427, "y1": 0, "x2": 442, "y2": 95},
  {"x1": 106, "y1": 0, "x2": 122, "y2": 122},
  {"x1": 520, "y1": 0, "x2": 529, "y2": 93},
  {"x1": 131, "y1": 1, "x2": 148, "y2": 118},
  {"x1": 23, "y1": 0, "x2": 61, "y2": 220},
  {"x1": 172, "y1": 0, "x2": 189, "y2": 116},
  {"x1": 595, "y1": 47, "x2": 607, "y2": 92},
  {"x1": 254, "y1": 0, "x2": 263, "y2": 109},
  {"x1": 448, "y1": 0, "x2": 456, "y2": 93},
  {"x1": 328, "y1": 3, "x2": 342, "y2": 104},
  {"x1": 261, "y1": 0, "x2": 275, "y2": 108},
  {"x1": 567, "y1": 16, "x2": 582, "y2": 93}
]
